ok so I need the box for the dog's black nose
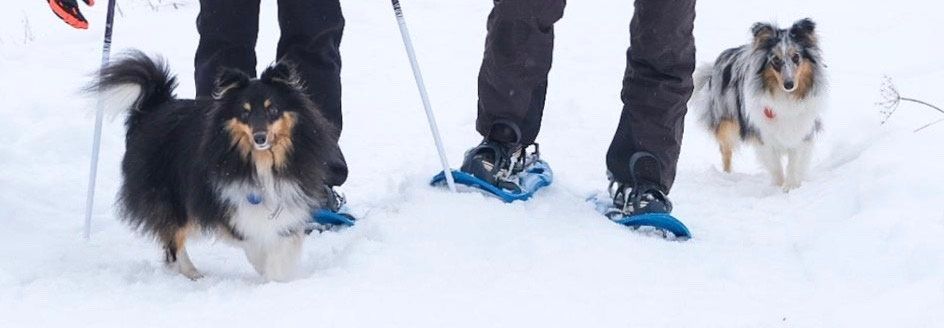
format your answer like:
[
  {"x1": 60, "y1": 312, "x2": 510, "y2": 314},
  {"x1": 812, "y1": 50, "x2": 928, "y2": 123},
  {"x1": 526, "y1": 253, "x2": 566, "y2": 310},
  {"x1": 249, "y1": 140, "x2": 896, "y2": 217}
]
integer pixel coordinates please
[
  {"x1": 253, "y1": 132, "x2": 268, "y2": 145},
  {"x1": 784, "y1": 81, "x2": 795, "y2": 90}
]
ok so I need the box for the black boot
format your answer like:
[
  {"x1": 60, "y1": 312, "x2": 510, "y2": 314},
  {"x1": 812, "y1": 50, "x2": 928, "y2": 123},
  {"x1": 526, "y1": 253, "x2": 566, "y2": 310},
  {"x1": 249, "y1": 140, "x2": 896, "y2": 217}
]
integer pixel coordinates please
[
  {"x1": 460, "y1": 121, "x2": 532, "y2": 192},
  {"x1": 609, "y1": 152, "x2": 673, "y2": 216},
  {"x1": 307, "y1": 186, "x2": 355, "y2": 234},
  {"x1": 323, "y1": 186, "x2": 347, "y2": 214}
]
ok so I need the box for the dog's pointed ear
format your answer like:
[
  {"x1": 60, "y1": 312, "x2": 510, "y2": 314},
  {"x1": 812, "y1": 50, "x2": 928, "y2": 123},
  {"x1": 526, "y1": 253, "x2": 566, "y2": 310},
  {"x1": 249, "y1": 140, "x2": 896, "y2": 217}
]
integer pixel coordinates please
[
  {"x1": 751, "y1": 22, "x2": 777, "y2": 50},
  {"x1": 213, "y1": 68, "x2": 250, "y2": 100},
  {"x1": 790, "y1": 18, "x2": 818, "y2": 47},
  {"x1": 261, "y1": 61, "x2": 304, "y2": 91}
]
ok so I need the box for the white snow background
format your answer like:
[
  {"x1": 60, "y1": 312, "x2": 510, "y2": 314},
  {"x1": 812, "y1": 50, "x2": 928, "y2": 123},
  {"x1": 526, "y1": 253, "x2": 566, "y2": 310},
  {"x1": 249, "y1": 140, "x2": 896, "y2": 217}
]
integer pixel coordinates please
[{"x1": 1, "y1": 0, "x2": 943, "y2": 327}]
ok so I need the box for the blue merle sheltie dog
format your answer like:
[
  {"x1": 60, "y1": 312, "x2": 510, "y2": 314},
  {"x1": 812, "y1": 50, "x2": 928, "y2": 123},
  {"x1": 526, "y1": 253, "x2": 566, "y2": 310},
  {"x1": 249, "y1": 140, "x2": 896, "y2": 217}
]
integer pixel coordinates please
[
  {"x1": 692, "y1": 18, "x2": 827, "y2": 191},
  {"x1": 90, "y1": 51, "x2": 338, "y2": 281}
]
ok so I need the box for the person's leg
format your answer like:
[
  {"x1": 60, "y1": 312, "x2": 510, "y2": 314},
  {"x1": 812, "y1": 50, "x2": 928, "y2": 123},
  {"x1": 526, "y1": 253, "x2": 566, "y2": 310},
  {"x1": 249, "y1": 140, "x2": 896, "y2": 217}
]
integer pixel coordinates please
[
  {"x1": 195, "y1": 0, "x2": 261, "y2": 98},
  {"x1": 606, "y1": 0, "x2": 696, "y2": 193},
  {"x1": 476, "y1": 0, "x2": 566, "y2": 145},
  {"x1": 459, "y1": 0, "x2": 565, "y2": 189},
  {"x1": 276, "y1": 0, "x2": 344, "y2": 130},
  {"x1": 276, "y1": 0, "x2": 348, "y2": 187}
]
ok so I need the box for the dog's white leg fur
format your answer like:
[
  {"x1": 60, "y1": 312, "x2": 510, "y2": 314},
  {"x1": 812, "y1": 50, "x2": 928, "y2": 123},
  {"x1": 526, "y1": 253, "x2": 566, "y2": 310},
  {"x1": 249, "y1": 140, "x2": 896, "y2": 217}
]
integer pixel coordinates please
[
  {"x1": 784, "y1": 141, "x2": 813, "y2": 191},
  {"x1": 756, "y1": 145, "x2": 785, "y2": 187},
  {"x1": 243, "y1": 244, "x2": 268, "y2": 276},
  {"x1": 172, "y1": 247, "x2": 203, "y2": 280},
  {"x1": 241, "y1": 233, "x2": 303, "y2": 282},
  {"x1": 262, "y1": 233, "x2": 304, "y2": 282}
]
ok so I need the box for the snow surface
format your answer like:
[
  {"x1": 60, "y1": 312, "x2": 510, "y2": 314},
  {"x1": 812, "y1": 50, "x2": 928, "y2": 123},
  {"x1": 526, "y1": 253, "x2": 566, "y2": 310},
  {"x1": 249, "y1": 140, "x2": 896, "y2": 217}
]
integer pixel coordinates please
[{"x1": 2, "y1": 0, "x2": 943, "y2": 327}]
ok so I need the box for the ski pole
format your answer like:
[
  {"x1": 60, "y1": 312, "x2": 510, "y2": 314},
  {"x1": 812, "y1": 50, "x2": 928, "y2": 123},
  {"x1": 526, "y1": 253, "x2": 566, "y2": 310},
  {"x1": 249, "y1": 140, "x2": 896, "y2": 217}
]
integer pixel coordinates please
[
  {"x1": 389, "y1": 0, "x2": 457, "y2": 192},
  {"x1": 83, "y1": 0, "x2": 118, "y2": 240}
]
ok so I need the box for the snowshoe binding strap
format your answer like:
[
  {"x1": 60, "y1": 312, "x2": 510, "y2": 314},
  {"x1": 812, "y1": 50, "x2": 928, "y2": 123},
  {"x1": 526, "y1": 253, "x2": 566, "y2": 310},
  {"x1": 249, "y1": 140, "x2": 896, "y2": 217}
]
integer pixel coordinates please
[
  {"x1": 460, "y1": 120, "x2": 529, "y2": 192},
  {"x1": 612, "y1": 152, "x2": 673, "y2": 216}
]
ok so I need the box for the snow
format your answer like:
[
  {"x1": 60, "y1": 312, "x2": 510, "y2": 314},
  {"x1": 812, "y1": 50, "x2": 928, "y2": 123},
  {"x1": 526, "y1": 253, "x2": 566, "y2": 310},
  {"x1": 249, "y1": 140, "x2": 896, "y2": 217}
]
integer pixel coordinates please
[{"x1": 2, "y1": 0, "x2": 943, "y2": 327}]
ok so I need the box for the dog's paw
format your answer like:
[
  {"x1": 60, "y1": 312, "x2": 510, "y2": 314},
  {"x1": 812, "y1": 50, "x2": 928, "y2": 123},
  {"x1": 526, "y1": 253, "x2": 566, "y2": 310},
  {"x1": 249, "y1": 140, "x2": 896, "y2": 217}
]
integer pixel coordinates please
[
  {"x1": 262, "y1": 270, "x2": 296, "y2": 283},
  {"x1": 781, "y1": 180, "x2": 802, "y2": 192},
  {"x1": 175, "y1": 264, "x2": 204, "y2": 281},
  {"x1": 182, "y1": 270, "x2": 204, "y2": 281},
  {"x1": 169, "y1": 261, "x2": 204, "y2": 281}
]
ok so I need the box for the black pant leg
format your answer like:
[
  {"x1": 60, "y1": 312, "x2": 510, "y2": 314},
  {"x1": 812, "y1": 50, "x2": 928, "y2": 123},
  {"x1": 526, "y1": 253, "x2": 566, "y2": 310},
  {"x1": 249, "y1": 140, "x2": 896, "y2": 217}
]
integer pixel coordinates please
[
  {"x1": 476, "y1": 0, "x2": 565, "y2": 144},
  {"x1": 194, "y1": 0, "x2": 261, "y2": 97},
  {"x1": 276, "y1": 0, "x2": 348, "y2": 187},
  {"x1": 605, "y1": 0, "x2": 696, "y2": 192},
  {"x1": 275, "y1": 0, "x2": 344, "y2": 131}
]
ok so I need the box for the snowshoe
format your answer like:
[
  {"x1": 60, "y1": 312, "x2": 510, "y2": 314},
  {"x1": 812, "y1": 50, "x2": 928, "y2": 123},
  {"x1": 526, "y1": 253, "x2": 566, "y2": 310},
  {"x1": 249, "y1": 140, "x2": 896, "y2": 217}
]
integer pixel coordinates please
[
  {"x1": 431, "y1": 157, "x2": 552, "y2": 202},
  {"x1": 590, "y1": 152, "x2": 691, "y2": 240},
  {"x1": 431, "y1": 120, "x2": 552, "y2": 202},
  {"x1": 309, "y1": 187, "x2": 355, "y2": 232}
]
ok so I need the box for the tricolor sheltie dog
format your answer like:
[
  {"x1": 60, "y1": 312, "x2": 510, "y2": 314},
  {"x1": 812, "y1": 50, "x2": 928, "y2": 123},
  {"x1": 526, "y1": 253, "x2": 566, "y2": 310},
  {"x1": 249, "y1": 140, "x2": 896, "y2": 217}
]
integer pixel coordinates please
[
  {"x1": 90, "y1": 51, "x2": 339, "y2": 281},
  {"x1": 693, "y1": 18, "x2": 827, "y2": 191}
]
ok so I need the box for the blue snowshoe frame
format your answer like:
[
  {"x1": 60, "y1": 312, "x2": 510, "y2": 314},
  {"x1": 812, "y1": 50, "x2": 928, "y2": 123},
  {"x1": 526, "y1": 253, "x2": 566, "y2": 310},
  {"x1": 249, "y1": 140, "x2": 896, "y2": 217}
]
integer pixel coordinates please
[
  {"x1": 430, "y1": 160, "x2": 553, "y2": 202},
  {"x1": 611, "y1": 213, "x2": 691, "y2": 239},
  {"x1": 312, "y1": 208, "x2": 356, "y2": 227},
  {"x1": 589, "y1": 194, "x2": 691, "y2": 239},
  {"x1": 430, "y1": 159, "x2": 689, "y2": 239}
]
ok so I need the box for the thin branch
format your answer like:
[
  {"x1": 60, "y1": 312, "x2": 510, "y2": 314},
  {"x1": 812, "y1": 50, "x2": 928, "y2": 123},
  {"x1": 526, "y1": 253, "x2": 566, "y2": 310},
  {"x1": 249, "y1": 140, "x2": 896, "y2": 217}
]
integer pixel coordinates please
[
  {"x1": 22, "y1": 14, "x2": 34, "y2": 45},
  {"x1": 900, "y1": 97, "x2": 944, "y2": 115},
  {"x1": 914, "y1": 117, "x2": 944, "y2": 133},
  {"x1": 877, "y1": 75, "x2": 944, "y2": 132}
]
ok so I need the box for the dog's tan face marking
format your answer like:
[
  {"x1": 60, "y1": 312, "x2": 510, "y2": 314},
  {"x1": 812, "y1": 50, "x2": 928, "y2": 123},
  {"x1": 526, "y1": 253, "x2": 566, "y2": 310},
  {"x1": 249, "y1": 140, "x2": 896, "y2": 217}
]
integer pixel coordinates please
[
  {"x1": 793, "y1": 60, "x2": 815, "y2": 99},
  {"x1": 225, "y1": 113, "x2": 296, "y2": 170},
  {"x1": 764, "y1": 54, "x2": 814, "y2": 99},
  {"x1": 226, "y1": 118, "x2": 254, "y2": 159},
  {"x1": 243, "y1": 102, "x2": 251, "y2": 112},
  {"x1": 264, "y1": 99, "x2": 271, "y2": 109},
  {"x1": 267, "y1": 112, "x2": 297, "y2": 169},
  {"x1": 763, "y1": 65, "x2": 781, "y2": 94}
]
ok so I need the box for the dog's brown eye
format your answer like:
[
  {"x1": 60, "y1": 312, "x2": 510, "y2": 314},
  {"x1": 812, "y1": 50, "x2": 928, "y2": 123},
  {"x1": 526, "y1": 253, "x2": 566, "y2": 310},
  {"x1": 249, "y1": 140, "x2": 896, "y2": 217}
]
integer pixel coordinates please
[
  {"x1": 771, "y1": 57, "x2": 783, "y2": 69},
  {"x1": 791, "y1": 53, "x2": 801, "y2": 64}
]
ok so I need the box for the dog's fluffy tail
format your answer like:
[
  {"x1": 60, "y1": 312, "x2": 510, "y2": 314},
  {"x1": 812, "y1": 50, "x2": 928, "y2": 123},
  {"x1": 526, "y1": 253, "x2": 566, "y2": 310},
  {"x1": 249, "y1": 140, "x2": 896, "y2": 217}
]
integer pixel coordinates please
[
  {"x1": 690, "y1": 63, "x2": 716, "y2": 130},
  {"x1": 692, "y1": 63, "x2": 713, "y2": 94},
  {"x1": 87, "y1": 50, "x2": 178, "y2": 120}
]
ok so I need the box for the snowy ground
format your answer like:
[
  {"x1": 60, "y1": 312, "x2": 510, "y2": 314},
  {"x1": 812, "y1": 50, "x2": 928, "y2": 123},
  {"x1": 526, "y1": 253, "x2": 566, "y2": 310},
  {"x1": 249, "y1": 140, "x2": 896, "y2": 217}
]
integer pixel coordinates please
[{"x1": 2, "y1": 0, "x2": 943, "y2": 327}]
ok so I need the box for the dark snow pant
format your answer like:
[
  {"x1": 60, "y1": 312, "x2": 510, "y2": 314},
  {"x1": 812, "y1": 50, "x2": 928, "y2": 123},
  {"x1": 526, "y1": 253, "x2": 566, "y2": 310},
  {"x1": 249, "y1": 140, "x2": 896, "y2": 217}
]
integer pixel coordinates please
[
  {"x1": 194, "y1": 0, "x2": 349, "y2": 186},
  {"x1": 476, "y1": 0, "x2": 696, "y2": 192}
]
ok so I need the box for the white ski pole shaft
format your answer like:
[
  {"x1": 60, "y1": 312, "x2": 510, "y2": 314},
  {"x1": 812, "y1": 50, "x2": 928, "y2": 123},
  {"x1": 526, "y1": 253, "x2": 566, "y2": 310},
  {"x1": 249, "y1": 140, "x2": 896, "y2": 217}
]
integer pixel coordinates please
[
  {"x1": 390, "y1": 0, "x2": 457, "y2": 192},
  {"x1": 83, "y1": 0, "x2": 118, "y2": 240}
]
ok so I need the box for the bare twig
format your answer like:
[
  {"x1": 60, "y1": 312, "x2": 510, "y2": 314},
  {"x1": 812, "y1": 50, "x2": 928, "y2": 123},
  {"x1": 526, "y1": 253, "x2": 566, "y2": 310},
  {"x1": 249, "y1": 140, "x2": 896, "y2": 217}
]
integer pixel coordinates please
[
  {"x1": 144, "y1": 0, "x2": 187, "y2": 11},
  {"x1": 914, "y1": 117, "x2": 944, "y2": 133},
  {"x1": 877, "y1": 76, "x2": 901, "y2": 124},
  {"x1": 900, "y1": 97, "x2": 944, "y2": 115},
  {"x1": 877, "y1": 75, "x2": 944, "y2": 132},
  {"x1": 22, "y1": 15, "x2": 34, "y2": 45}
]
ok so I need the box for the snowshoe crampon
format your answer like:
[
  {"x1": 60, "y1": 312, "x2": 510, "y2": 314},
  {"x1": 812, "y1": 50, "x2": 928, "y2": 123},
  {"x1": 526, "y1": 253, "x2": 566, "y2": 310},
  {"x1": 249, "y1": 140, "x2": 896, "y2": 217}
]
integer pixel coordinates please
[
  {"x1": 588, "y1": 193, "x2": 692, "y2": 240},
  {"x1": 309, "y1": 188, "x2": 356, "y2": 233},
  {"x1": 430, "y1": 160, "x2": 553, "y2": 202}
]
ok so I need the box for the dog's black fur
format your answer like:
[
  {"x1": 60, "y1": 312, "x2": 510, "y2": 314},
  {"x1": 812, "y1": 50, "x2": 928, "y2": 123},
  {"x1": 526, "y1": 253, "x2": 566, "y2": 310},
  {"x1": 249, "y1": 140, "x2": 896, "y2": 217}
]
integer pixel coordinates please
[{"x1": 90, "y1": 51, "x2": 337, "y2": 278}]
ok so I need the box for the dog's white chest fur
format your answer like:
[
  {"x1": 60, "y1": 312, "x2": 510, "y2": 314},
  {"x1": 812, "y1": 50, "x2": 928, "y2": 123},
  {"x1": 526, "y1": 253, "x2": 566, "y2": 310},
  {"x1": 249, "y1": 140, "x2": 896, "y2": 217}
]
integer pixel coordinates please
[
  {"x1": 218, "y1": 169, "x2": 311, "y2": 281},
  {"x1": 746, "y1": 93, "x2": 823, "y2": 148},
  {"x1": 221, "y1": 179, "x2": 310, "y2": 241}
]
